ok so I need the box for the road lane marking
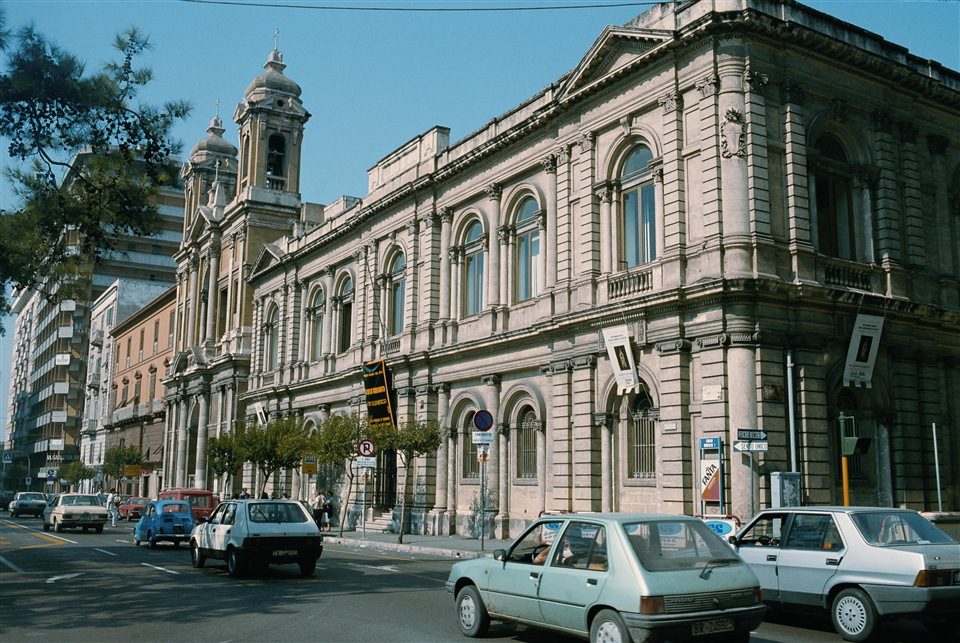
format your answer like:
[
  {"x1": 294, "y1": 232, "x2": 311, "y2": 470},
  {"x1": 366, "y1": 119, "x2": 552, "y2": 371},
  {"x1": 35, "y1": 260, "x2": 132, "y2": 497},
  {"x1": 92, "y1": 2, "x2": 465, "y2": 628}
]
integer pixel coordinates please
[
  {"x1": 0, "y1": 520, "x2": 77, "y2": 544},
  {"x1": 0, "y1": 556, "x2": 25, "y2": 573},
  {"x1": 347, "y1": 562, "x2": 400, "y2": 572},
  {"x1": 47, "y1": 572, "x2": 85, "y2": 583},
  {"x1": 141, "y1": 563, "x2": 179, "y2": 575},
  {"x1": 116, "y1": 539, "x2": 131, "y2": 543},
  {"x1": 93, "y1": 548, "x2": 117, "y2": 556}
]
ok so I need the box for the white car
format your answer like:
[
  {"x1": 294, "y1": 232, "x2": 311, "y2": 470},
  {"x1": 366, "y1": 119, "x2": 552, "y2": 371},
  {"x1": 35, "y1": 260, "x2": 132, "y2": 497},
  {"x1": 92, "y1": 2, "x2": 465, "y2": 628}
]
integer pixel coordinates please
[
  {"x1": 190, "y1": 499, "x2": 323, "y2": 577},
  {"x1": 42, "y1": 493, "x2": 108, "y2": 533}
]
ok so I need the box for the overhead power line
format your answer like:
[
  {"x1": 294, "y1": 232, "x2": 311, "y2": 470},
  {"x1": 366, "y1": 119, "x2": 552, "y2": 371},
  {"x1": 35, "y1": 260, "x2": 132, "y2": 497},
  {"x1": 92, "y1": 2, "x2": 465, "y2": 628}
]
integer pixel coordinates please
[{"x1": 182, "y1": 0, "x2": 659, "y2": 11}]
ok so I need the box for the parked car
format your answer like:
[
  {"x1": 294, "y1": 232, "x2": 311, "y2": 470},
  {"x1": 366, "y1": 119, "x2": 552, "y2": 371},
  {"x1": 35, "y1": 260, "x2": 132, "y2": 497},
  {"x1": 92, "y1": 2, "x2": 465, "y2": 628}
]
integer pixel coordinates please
[
  {"x1": 446, "y1": 513, "x2": 765, "y2": 643},
  {"x1": 10, "y1": 492, "x2": 47, "y2": 517},
  {"x1": 158, "y1": 488, "x2": 219, "y2": 522},
  {"x1": 190, "y1": 499, "x2": 323, "y2": 577},
  {"x1": 732, "y1": 506, "x2": 960, "y2": 641},
  {"x1": 42, "y1": 493, "x2": 108, "y2": 533},
  {"x1": 118, "y1": 496, "x2": 150, "y2": 521},
  {"x1": 134, "y1": 500, "x2": 196, "y2": 548},
  {"x1": 0, "y1": 491, "x2": 15, "y2": 512}
]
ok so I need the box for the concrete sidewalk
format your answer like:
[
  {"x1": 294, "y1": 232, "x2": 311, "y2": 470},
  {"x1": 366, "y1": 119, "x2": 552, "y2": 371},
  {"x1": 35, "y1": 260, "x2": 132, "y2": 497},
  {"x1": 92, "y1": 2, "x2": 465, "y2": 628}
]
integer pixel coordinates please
[{"x1": 322, "y1": 528, "x2": 511, "y2": 560}]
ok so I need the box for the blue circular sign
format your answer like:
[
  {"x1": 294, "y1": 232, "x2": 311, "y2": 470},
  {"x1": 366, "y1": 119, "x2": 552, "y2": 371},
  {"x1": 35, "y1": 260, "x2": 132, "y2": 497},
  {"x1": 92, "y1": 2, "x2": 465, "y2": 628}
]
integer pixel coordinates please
[
  {"x1": 705, "y1": 520, "x2": 734, "y2": 536},
  {"x1": 474, "y1": 410, "x2": 494, "y2": 431}
]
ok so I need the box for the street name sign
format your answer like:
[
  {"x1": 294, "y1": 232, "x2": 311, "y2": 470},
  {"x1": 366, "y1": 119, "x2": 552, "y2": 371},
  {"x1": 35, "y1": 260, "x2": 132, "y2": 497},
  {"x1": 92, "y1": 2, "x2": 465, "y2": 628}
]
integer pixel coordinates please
[
  {"x1": 357, "y1": 456, "x2": 377, "y2": 469},
  {"x1": 737, "y1": 430, "x2": 768, "y2": 441},
  {"x1": 733, "y1": 441, "x2": 769, "y2": 453},
  {"x1": 472, "y1": 431, "x2": 495, "y2": 445}
]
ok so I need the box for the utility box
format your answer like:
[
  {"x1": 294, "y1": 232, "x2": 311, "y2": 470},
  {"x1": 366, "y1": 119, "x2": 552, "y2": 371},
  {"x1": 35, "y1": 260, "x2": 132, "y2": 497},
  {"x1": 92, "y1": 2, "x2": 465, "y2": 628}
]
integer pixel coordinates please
[{"x1": 771, "y1": 472, "x2": 801, "y2": 508}]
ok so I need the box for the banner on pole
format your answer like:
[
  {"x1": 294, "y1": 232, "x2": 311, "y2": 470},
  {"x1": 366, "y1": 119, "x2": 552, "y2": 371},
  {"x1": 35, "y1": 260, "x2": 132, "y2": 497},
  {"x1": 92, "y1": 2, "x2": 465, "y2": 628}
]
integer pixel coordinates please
[
  {"x1": 363, "y1": 360, "x2": 397, "y2": 431},
  {"x1": 843, "y1": 314, "x2": 884, "y2": 388},
  {"x1": 602, "y1": 326, "x2": 639, "y2": 394}
]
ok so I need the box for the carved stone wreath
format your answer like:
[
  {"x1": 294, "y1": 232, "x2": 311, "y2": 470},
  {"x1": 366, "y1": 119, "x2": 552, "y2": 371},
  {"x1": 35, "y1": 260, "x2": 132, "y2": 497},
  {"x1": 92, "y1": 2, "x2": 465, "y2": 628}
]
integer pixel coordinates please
[{"x1": 720, "y1": 108, "x2": 747, "y2": 158}]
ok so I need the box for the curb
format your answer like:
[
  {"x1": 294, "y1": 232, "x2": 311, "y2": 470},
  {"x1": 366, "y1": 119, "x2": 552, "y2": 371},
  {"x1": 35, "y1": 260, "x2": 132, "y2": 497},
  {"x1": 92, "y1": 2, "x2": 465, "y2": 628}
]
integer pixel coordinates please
[{"x1": 324, "y1": 535, "x2": 498, "y2": 560}]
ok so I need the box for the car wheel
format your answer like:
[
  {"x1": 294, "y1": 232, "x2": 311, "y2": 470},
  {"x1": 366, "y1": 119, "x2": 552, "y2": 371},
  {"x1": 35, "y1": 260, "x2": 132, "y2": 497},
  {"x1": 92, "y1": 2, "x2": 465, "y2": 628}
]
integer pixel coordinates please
[
  {"x1": 95, "y1": 524, "x2": 103, "y2": 534},
  {"x1": 134, "y1": 537, "x2": 140, "y2": 546},
  {"x1": 456, "y1": 585, "x2": 490, "y2": 638},
  {"x1": 126, "y1": 514, "x2": 132, "y2": 522},
  {"x1": 11, "y1": 511, "x2": 17, "y2": 518},
  {"x1": 299, "y1": 558, "x2": 317, "y2": 576},
  {"x1": 191, "y1": 541, "x2": 206, "y2": 568},
  {"x1": 42, "y1": 521, "x2": 50, "y2": 532},
  {"x1": 82, "y1": 526, "x2": 89, "y2": 533},
  {"x1": 148, "y1": 531, "x2": 157, "y2": 549},
  {"x1": 831, "y1": 588, "x2": 878, "y2": 641},
  {"x1": 227, "y1": 548, "x2": 242, "y2": 577},
  {"x1": 590, "y1": 609, "x2": 632, "y2": 643},
  {"x1": 54, "y1": 518, "x2": 62, "y2": 533}
]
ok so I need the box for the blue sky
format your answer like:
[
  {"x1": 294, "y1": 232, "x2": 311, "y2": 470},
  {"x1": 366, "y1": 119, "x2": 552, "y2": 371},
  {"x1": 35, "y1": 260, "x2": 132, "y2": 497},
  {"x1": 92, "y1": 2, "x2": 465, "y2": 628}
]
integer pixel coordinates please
[{"x1": 2, "y1": 0, "x2": 959, "y2": 439}]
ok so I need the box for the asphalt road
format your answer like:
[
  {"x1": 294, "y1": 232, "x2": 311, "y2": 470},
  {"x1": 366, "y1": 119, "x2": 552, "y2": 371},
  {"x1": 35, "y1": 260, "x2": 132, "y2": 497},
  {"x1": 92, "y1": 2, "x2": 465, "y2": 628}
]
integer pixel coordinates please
[{"x1": 0, "y1": 516, "x2": 935, "y2": 643}]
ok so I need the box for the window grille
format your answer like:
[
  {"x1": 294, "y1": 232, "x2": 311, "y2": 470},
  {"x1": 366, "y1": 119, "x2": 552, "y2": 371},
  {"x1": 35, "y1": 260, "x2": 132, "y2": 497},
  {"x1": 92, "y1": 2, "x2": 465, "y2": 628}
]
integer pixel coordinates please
[
  {"x1": 628, "y1": 396, "x2": 658, "y2": 479},
  {"x1": 516, "y1": 410, "x2": 539, "y2": 479}
]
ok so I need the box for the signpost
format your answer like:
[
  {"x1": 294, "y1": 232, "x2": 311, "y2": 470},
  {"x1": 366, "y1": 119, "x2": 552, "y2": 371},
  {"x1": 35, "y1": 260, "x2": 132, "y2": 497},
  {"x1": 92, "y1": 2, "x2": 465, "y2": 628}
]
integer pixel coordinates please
[
  {"x1": 357, "y1": 440, "x2": 378, "y2": 539},
  {"x1": 733, "y1": 430, "x2": 769, "y2": 513},
  {"x1": 473, "y1": 410, "x2": 493, "y2": 550},
  {"x1": 358, "y1": 439, "x2": 376, "y2": 457}
]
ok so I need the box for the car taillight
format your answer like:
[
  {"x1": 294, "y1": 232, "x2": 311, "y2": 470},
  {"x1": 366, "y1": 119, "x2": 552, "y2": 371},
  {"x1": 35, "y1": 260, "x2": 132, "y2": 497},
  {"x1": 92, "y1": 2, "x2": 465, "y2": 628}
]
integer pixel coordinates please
[
  {"x1": 753, "y1": 586, "x2": 763, "y2": 603},
  {"x1": 640, "y1": 596, "x2": 665, "y2": 615},
  {"x1": 914, "y1": 570, "x2": 955, "y2": 587}
]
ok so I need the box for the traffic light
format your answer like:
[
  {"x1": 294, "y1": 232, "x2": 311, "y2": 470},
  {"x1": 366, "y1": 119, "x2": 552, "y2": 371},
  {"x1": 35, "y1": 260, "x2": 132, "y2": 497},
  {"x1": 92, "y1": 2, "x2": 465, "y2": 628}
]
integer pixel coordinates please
[{"x1": 841, "y1": 436, "x2": 871, "y2": 457}]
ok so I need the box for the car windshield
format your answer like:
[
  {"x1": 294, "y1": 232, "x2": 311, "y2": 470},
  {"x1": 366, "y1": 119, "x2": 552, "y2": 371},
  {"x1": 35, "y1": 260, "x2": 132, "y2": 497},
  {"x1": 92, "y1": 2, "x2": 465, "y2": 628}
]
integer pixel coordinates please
[
  {"x1": 247, "y1": 502, "x2": 309, "y2": 524},
  {"x1": 20, "y1": 493, "x2": 45, "y2": 500},
  {"x1": 161, "y1": 503, "x2": 191, "y2": 514},
  {"x1": 183, "y1": 495, "x2": 211, "y2": 507},
  {"x1": 63, "y1": 495, "x2": 100, "y2": 506},
  {"x1": 850, "y1": 511, "x2": 954, "y2": 546},
  {"x1": 623, "y1": 519, "x2": 740, "y2": 573},
  {"x1": 132, "y1": 498, "x2": 148, "y2": 504}
]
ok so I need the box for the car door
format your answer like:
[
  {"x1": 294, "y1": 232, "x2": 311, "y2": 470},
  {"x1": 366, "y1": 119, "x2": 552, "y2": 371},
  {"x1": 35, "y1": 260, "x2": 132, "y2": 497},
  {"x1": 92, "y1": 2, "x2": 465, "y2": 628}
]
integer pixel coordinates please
[
  {"x1": 735, "y1": 512, "x2": 791, "y2": 602},
  {"x1": 485, "y1": 521, "x2": 553, "y2": 623},
  {"x1": 208, "y1": 502, "x2": 238, "y2": 557},
  {"x1": 776, "y1": 513, "x2": 844, "y2": 606},
  {"x1": 537, "y1": 521, "x2": 609, "y2": 634}
]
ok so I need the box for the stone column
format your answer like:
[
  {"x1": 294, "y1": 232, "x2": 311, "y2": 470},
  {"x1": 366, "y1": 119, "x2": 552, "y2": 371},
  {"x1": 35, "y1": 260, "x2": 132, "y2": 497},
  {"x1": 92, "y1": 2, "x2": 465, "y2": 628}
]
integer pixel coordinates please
[
  {"x1": 449, "y1": 247, "x2": 461, "y2": 323},
  {"x1": 225, "y1": 234, "x2": 236, "y2": 340},
  {"x1": 321, "y1": 267, "x2": 334, "y2": 356},
  {"x1": 497, "y1": 422, "x2": 509, "y2": 538},
  {"x1": 482, "y1": 375, "x2": 502, "y2": 536},
  {"x1": 498, "y1": 226, "x2": 510, "y2": 306},
  {"x1": 717, "y1": 50, "x2": 751, "y2": 277},
  {"x1": 595, "y1": 412, "x2": 614, "y2": 512},
  {"x1": 571, "y1": 356, "x2": 597, "y2": 511},
  {"x1": 234, "y1": 228, "x2": 246, "y2": 331},
  {"x1": 598, "y1": 185, "x2": 613, "y2": 274},
  {"x1": 176, "y1": 396, "x2": 189, "y2": 488},
  {"x1": 541, "y1": 154, "x2": 558, "y2": 289},
  {"x1": 535, "y1": 209, "x2": 547, "y2": 295},
  {"x1": 175, "y1": 271, "x2": 186, "y2": 353},
  {"x1": 438, "y1": 208, "x2": 453, "y2": 321},
  {"x1": 187, "y1": 254, "x2": 200, "y2": 348},
  {"x1": 505, "y1": 229, "x2": 516, "y2": 305},
  {"x1": 484, "y1": 186, "x2": 502, "y2": 307},
  {"x1": 195, "y1": 389, "x2": 210, "y2": 489},
  {"x1": 536, "y1": 420, "x2": 547, "y2": 515},
  {"x1": 204, "y1": 242, "x2": 220, "y2": 345},
  {"x1": 727, "y1": 330, "x2": 759, "y2": 519},
  {"x1": 434, "y1": 384, "x2": 450, "y2": 516}
]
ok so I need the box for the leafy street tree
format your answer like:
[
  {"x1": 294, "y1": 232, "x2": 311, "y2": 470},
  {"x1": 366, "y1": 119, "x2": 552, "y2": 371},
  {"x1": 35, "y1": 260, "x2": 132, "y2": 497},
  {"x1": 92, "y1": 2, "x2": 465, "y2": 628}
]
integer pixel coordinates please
[
  {"x1": 4, "y1": 464, "x2": 28, "y2": 489},
  {"x1": 238, "y1": 415, "x2": 309, "y2": 498},
  {"x1": 206, "y1": 426, "x2": 247, "y2": 495},
  {"x1": 57, "y1": 460, "x2": 96, "y2": 491},
  {"x1": 0, "y1": 11, "x2": 190, "y2": 325},
  {"x1": 312, "y1": 412, "x2": 368, "y2": 536},
  {"x1": 101, "y1": 444, "x2": 144, "y2": 489},
  {"x1": 368, "y1": 419, "x2": 442, "y2": 544}
]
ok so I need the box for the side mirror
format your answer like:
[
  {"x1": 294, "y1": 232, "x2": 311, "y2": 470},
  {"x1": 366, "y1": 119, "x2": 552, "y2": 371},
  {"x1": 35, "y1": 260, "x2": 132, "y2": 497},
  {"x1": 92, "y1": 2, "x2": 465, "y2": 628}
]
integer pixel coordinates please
[
  {"x1": 493, "y1": 549, "x2": 506, "y2": 561},
  {"x1": 727, "y1": 535, "x2": 739, "y2": 547}
]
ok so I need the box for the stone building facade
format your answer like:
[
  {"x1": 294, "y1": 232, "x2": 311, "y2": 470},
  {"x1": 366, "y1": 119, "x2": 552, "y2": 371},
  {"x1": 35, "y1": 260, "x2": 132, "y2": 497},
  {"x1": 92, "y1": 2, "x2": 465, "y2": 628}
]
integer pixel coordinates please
[{"x1": 163, "y1": 0, "x2": 960, "y2": 535}]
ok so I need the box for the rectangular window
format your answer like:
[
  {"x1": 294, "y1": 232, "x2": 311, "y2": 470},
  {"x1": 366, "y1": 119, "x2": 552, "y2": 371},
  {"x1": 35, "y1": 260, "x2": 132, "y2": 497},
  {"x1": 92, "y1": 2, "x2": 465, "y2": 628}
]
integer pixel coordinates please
[
  {"x1": 151, "y1": 244, "x2": 162, "y2": 255},
  {"x1": 139, "y1": 329, "x2": 144, "y2": 362},
  {"x1": 516, "y1": 421, "x2": 538, "y2": 479},
  {"x1": 120, "y1": 385, "x2": 128, "y2": 406},
  {"x1": 107, "y1": 309, "x2": 113, "y2": 327},
  {"x1": 116, "y1": 345, "x2": 121, "y2": 373},
  {"x1": 168, "y1": 311, "x2": 175, "y2": 348},
  {"x1": 126, "y1": 338, "x2": 131, "y2": 368},
  {"x1": 134, "y1": 380, "x2": 141, "y2": 406},
  {"x1": 149, "y1": 373, "x2": 156, "y2": 401},
  {"x1": 153, "y1": 321, "x2": 159, "y2": 354}
]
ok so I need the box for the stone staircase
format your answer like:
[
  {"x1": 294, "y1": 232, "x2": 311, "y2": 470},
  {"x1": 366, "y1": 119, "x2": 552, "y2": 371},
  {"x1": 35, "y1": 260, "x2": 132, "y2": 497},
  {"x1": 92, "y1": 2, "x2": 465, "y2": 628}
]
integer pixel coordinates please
[{"x1": 359, "y1": 509, "x2": 395, "y2": 533}]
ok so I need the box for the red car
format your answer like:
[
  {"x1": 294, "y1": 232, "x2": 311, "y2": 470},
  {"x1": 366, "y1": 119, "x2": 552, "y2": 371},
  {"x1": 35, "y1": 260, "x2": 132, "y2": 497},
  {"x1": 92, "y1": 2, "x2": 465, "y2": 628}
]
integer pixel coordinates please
[{"x1": 118, "y1": 497, "x2": 149, "y2": 521}]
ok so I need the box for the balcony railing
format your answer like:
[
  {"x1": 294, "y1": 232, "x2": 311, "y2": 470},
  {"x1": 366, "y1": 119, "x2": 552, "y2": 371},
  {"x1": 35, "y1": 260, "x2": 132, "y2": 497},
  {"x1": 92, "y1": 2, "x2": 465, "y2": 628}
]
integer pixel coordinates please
[
  {"x1": 90, "y1": 329, "x2": 104, "y2": 347},
  {"x1": 823, "y1": 259, "x2": 875, "y2": 292},
  {"x1": 608, "y1": 268, "x2": 654, "y2": 300}
]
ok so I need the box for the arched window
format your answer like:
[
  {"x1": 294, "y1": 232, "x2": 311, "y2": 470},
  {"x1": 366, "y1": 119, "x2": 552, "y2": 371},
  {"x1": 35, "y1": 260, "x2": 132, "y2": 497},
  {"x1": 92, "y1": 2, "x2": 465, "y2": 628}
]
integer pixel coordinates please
[
  {"x1": 627, "y1": 391, "x2": 657, "y2": 479},
  {"x1": 462, "y1": 221, "x2": 485, "y2": 317},
  {"x1": 462, "y1": 410, "x2": 480, "y2": 479},
  {"x1": 516, "y1": 406, "x2": 538, "y2": 479},
  {"x1": 814, "y1": 134, "x2": 858, "y2": 261},
  {"x1": 266, "y1": 134, "x2": 286, "y2": 189},
  {"x1": 310, "y1": 289, "x2": 325, "y2": 360},
  {"x1": 515, "y1": 197, "x2": 540, "y2": 302},
  {"x1": 264, "y1": 307, "x2": 279, "y2": 371},
  {"x1": 620, "y1": 144, "x2": 656, "y2": 268},
  {"x1": 337, "y1": 277, "x2": 353, "y2": 354},
  {"x1": 388, "y1": 253, "x2": 405, "y2": 336}
]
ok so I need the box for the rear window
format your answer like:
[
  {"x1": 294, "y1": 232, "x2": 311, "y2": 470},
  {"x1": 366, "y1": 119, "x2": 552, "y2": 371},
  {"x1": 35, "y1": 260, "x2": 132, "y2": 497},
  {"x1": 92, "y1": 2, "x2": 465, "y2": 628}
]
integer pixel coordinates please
[
  {"x1": 178, "y1": 494, "x2": 211, "y2": 508},
  {"x1": 851, "y1": 512, "x2": 954, "y2": 546},
  {"x1": 21, "y1": 493, "x2": 45, "y2": 501},
  {"x1": 247, "y1": 502, "x2": 309, "y2": 524},
  {"x1": 624, "y1": 519, "x2": 740, "y2": 573},
  {"x1": 161, "y1": 503, "x2": 190, "y2": 514},
  {"x1": 63, "y1": 496, "x2": 100, "y2": 506}
]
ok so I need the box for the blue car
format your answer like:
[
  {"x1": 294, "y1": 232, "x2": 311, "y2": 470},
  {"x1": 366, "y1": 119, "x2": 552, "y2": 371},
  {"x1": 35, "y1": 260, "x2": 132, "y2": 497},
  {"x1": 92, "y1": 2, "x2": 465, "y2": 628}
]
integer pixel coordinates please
[{"x1": 135, "y1": 500, "x2": 196, "y2": 548}]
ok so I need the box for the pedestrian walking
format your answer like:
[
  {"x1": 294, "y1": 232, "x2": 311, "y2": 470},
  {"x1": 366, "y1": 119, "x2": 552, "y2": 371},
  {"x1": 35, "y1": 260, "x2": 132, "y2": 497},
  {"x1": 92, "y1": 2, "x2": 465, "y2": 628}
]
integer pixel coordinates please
[
  {"x1": 106, "y1": 488, "x2": 119, "y2": 527},
  {"x1": 323, "y1": 490, "x2": 334, "y2": 531},
  {"x1": 312, "y1": 489, "x2": 325, "y2": 527}
]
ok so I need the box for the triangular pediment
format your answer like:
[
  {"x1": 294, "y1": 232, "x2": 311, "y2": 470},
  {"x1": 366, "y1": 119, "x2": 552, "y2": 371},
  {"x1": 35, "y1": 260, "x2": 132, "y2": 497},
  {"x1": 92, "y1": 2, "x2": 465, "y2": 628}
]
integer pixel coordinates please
[
  {"x1": 558, "y1": 26, "x2": 673, "y2": 103},
  {"x1": 186, "y1": 205, "x2": 214, "y2": 244},
  {"x1": 250, "y1": 243, "x2": 284, "y2": 278}
]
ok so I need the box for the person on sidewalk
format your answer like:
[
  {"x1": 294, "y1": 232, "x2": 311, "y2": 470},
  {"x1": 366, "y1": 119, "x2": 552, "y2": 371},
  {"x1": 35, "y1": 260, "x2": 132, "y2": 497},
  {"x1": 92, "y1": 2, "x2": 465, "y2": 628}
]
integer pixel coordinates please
[
  {"x1": 312, "y1": 489, "x2": 326, "y2": 528},
  {"x1": 322, "y1": 490, "x2": 334, "y2": 531},
  {"x1": 106, "y1": 488, "x2": 119, "y2": 527}
]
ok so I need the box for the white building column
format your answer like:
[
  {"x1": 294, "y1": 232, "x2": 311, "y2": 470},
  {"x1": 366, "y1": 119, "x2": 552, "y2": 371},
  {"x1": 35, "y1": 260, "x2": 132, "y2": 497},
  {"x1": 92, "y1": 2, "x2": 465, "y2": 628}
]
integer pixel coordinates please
[
  {"x1": 438, "y1": 208, "x2": 453, "y2": 321},
  {"x1": 481, "y1": 374, "x2": 504, "y2": 538},
  {"x1": 321, "y1": 267, "x2": 334, "y2": 356},
  {"x1": 187, "y1": 255, "x2": 200, "y2": 348},
  {"x1": 194, "y1": 390, "x2": 210, "y2": 489},
  {"x1": 728, "y1": 331, "x2": 759, "y2": 519},
  {"x1": 541, "y1": 154, "x2": 558, "y2": 289},
  {"x1": 176, "y1": 396, "x2": 189, "y2": 488},
  {"x1": 599, "y1": 185, "x2": 613, "y2": 274},
  {"x1": 224, "y1": 235, "x2": 236, "y2": 341},
  {"x1": 434, "y1": 383, "x2": 450, "y2": 517},
  {"x1": 484, "y1": 185, "x2": 502, "y2": 308},
  {"x1": 204, "y1": 242, "x2": 220, "y2": 346},
  {"x1": 596, "y1": 412, "x2": 613, "y2": 512},
  {"x1": 536, "y1": 421, "x2": 546, "y2": 516}
]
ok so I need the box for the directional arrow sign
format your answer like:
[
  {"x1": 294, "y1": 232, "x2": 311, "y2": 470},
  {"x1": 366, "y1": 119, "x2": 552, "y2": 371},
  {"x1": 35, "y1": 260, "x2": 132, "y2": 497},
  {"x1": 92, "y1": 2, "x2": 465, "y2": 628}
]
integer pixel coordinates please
[
  {"x1": 735, "y1": 441, "x2": 769, "y2": 452},
  {"x1": 749, "y1": 441, "x2": 769, "y2": 452},
  {"x1": 737, "y1": 430, "x2": 768, "y2": 441},
  {"x1": 733, "y1": 441, "x2": 751, "y2": 453}
]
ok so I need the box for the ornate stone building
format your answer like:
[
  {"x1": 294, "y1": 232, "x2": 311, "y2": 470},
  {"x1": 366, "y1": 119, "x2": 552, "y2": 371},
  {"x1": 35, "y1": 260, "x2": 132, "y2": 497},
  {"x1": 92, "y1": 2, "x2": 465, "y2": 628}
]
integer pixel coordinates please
[{"x1": 165, "y1": 0, "x2": 960, "y2": 536}]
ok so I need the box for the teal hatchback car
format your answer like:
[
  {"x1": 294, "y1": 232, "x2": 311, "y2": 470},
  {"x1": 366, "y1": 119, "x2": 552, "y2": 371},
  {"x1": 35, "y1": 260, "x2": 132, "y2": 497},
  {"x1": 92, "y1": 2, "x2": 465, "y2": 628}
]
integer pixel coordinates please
[{"x1": 446, "y1": 514, "x2": 765, "y2": 643}]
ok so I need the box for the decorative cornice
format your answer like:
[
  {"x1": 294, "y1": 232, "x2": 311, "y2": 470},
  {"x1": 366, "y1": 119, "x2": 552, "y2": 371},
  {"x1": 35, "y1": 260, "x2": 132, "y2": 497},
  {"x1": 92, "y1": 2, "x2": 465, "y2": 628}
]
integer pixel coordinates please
[
  {"x1": 657, "y1": 91, "x2": 683, "y2": 113},
  {"x1": 484, "y1": 184, "x2": 502, "y2": 201},
  {"x1": 540, "y1": 154, "x2": 558, "y2": 174},
  {"x1": 656, "y1": 339, "x2": 692, "y2": 355},
  {"x1": 742, "y1": 69, "x2": 768, "y2": 95},
  {"x1": 481, "y1": 374, "x2": 501, "y2": 386},
  {"x1": 439, "y1": 207, "x2": 454, "y2": 223},
  {"x1": 696, "y1": 74, "x2": 719, "y2": 98},
  {"x1": 572, "y1": 355, "x2": 596, "y2": 370}
]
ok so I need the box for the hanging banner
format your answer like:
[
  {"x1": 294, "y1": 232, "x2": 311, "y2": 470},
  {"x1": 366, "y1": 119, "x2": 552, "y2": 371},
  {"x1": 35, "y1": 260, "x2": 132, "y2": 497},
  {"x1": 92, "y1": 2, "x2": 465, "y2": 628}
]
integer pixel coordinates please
[
  {"x1": 363, "y1": 359, "x2": 397, "y2": 431},
  {"x1": 843, "y1": 314, "x2": 884, "y2": 388},
  {"x1": 602, "y1": 326, "x2": 639, "y2": 394}
]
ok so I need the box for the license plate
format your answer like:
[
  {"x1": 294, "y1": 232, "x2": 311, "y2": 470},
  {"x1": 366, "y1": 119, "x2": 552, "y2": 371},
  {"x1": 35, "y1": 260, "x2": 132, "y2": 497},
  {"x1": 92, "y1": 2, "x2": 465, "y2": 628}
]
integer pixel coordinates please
[
  {"x1": 81, "y1": 513, "x2": 90, "y2": 520},
  {"x1": 692, "y1": 618, "x2": 734, "y2": 636},
  {"x1": 273, "y1": 549, "x2": 298, "y2": 557},
  {"x1": 174, "y1": 525, "x2": 184, "y2": 534}
]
